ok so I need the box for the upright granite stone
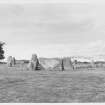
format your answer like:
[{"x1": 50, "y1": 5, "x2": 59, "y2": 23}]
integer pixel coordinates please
[
  {"x1": 39, "y1": 58, "x2": 63, "y2": 71},
  {"x1": 54, "y1": 59, "x2": 64, "y2": 71},
  {"x1": 72, "y1": 60, "x2": 78, "y2": 70},
  {"x1": 28, "y1": 54, "x2": 43, "y2": 70},
  {"x1": 12, "y1": 57, "x2": 16, "y2": 66},
  {"x1": 91, "y1": 60, "x2": 96, "y2": 68},
  {"x1": 7, "y1": 56, "x2": 13, "y2": 67},
  {"x1": 62, "y1": 57, "x2": 74, "y2": 70}
]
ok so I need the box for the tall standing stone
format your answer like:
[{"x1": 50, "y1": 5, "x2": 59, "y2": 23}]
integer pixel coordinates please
[
  {"x1": 52, "y1": 58, "x2": 64, "y2": 71},
  {"x1": 31, "y1": 54, "x2": 37, "y2": 62},
  {"x1": 63, "y1": 57, "x2": 74, "y2": 70},
  {"x1": 91, "y1": 60, "x2": 95, "y2": 68},
  {"x1": 72, "y1": 60, "x2": 78, "y2": 70},
  {"x1": 61, "y1": 59, "x2": 64, "y2": 71},
  {"x1": 28, "y1": 54, "x2": 41, "y2": 70},
  {"x1": 7, "y1": 56, "x2": 13, "y2": 67},
  {"x1": 12, "y1": 57, "x2": 16, "y2": 66}
]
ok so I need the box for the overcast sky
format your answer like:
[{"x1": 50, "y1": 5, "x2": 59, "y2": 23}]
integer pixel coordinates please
[{"x1": 1, "y1": 0, "x2": 105, "y2": 59}]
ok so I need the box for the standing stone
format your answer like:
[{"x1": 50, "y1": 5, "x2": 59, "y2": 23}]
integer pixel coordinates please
[
  {"x1": 12, "y1": 57, "x2": 16, "y2": 66},
  {"x1": 74, "y1": 60, "x2": 78, "y2": 64},
  {"x1": 28, "y1": 61, "x2": 35, "y2": 70},
  {"x1": 28, "y1": 54, "x2": 41, "y2": 70},
  {"x1": 72, "y1": 60, "x2": 78, "y2": 70},
  {"x1": 53, "y1": 58, "x2": 64, "y2": 71},
  {"x1": 63, "y1": 57, "x2": 74, "y2": 70},
  {"x1": 7, "y1": 56, "x2": 13, "y2": 67},
  {"x1": 61, "y1": 59, "x2": 64, "y2": 71},
  {"x1": 31, "y1": 54, "x2": 37, "y2": 62},
  {"x1": 39, "y1": 58, "x2": 60, "y2": 71},
  {"x1": 91, "y1": 60, "x2": 95, "y2": 68}
]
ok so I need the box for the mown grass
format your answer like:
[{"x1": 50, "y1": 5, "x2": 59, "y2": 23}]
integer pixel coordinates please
[{"x1": 0, "y1": 64, "x2": 105, "y2": 102}]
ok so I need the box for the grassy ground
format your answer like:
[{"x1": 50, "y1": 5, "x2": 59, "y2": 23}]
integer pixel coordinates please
[{"x1": 0, "y1": 64, "x2": 105, "y2": 102}]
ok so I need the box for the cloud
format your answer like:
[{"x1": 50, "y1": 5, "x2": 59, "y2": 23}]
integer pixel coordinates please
[
  {"x1": 0, "y1": 0, "x2": 105, "y2": 4},
  {"x1": 4, "y1": 40, "x2": 105, "y2": 60},
  {"x1": 76, "y1": 40, "x2": 105, "y2": 56},
  {"x1": 1, "y1": 3, "x2": 105, "y2": 60},
  {"x1": 26, "y1": 40, "x2": 105, "y2": 58}
]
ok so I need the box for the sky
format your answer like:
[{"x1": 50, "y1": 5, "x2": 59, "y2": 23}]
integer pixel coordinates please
[{"x1": 1, "y1": 0, "x2": 105, "y2": 60}]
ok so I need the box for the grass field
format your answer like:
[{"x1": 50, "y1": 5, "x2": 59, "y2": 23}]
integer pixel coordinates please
[{"x1": 0, "y1": 64, "x2": 105, "y2": 102}]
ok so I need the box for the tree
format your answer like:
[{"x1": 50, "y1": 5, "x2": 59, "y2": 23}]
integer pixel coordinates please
[{"x1": 0, "y1": 42, "x2": 5, "y2": 60}]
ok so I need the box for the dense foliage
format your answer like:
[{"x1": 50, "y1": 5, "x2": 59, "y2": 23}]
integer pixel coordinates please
[{"x1": 0, "y1": 42, "x2": 5, "y2": 60}]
